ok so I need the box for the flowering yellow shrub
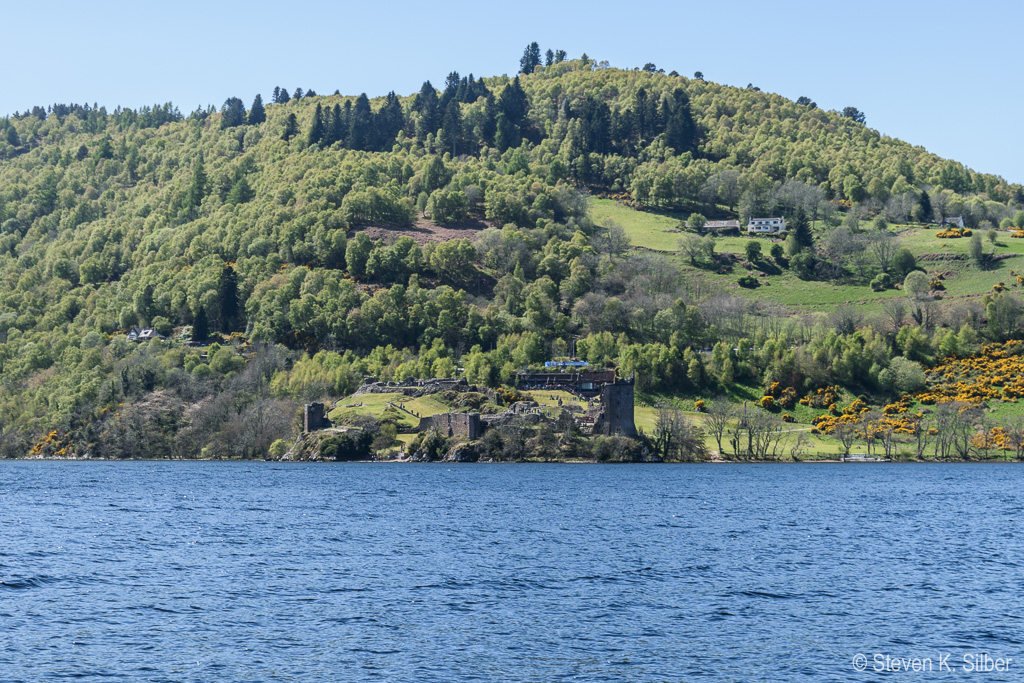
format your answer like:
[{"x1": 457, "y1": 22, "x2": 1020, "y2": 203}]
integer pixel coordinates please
[
  {"x1": 778, "y1": 387, "x2": 797, "y2": 409},
  {"x1": 781, "y1": 413, "x2": 794, "y2": 423},
  {"x1": 811, "y1": 412, "x2": 861, "y2": 434},
  {"x1": 912, "y1": 340, "x2": 1024, "y2": 406},
  {"x1": 694, "y1": 400, "x2": 706, "y2": 412},
  {"x1": 760, "y1": 396, "x2": 775, "y2": 409},
  {"x1": 799, "y1": 385, "x2": 839, "y2": 408},
  {"x1": 845, "y1": 398, "x2": 868, "y2": 415},
  {"x1": 30, "y1": 430, "x2": 74, "y2": 457}
]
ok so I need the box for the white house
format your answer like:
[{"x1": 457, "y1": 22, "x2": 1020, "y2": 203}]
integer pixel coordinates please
[
  {"x1": 939, "y1": 215, "x2": 965, "y2": 228},
  {"x1": 747, "y1": 217, "x2": 787, "y2": 235},
  {"x1": 127, "y1": 327, "x2": 163, "y2": 342}
]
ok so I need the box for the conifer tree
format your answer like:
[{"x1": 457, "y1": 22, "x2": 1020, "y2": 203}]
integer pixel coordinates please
[
  {"x1": 519, "y1": 42, "x2": 541, "y2": 74},
  {"x1": 281, "y1": 113, "x2": 298, "y2": 141},
  {"x1": 414, "y1": 81, "x2": 440, "y2": 140},
  {"x1": 307, "y1": 104, "x2": 325, "y2": 147},
  {"x1": 349, "y1": 95, "x2": 372, "y2": 150},
  {"x1": 248, "y1": 94, "x2": 266, "y2": 125},
  {"x1": 192, "y1": 306, "x2": 209, "y2": 341},
  {"x1": 184, "y1": 153, "x2": 206, "y2": 213},
  {"x1": 495, "y1": 77, "x2": 528, "y2": 148},
  {"x1": 442, "y1": 71, "x2": 460, "y2": 108},
  {"x1": 663, "y1": 88, "x2": 697, "y2": 154},
  {"x1": 919, "y1": 191, "x2": 932, "y2": 223},
  {"x1": 220, "y1": 97, "x2": 246, "y2": 128},
  {"x1": 218, "y1": 263, "x2": 240, "y2": 332},
  {"x1": 226, "y1": 176, "x2": 254, "y2": 204},
  {"x1": 791, "y1": 208, "x2": 813, "y2": 249},
  {"x1": 375, "y1": 92, "x2": 404, "y2": 149},
  {"x1": 438, "y1": 100, "x2": 462, "y2": 156},
  {"x1": 325, "y1": 103, "x2": 344, "y2": 146}
]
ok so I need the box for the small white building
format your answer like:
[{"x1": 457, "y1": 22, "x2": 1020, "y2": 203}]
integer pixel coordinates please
[
  {"x1": 127, "y1": 327, "x2": 163, "y2": 342},
  {"x1": 939, "y1": 215, "x2": 965, "y2": 228},
  {"x1": 747, "y1": 217, "x2": 787, "y2": 235},
  {"x1": 704, "y1": 219, "x2": 741, "y2": 233}
]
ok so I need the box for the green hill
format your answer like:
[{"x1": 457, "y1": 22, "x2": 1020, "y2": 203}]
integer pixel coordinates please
[{"x1": 0, "y1": 55, "x2": 1022, "y2": 460}]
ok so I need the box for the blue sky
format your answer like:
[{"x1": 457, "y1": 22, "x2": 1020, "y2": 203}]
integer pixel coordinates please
[{"x1": 3, "y1": 0, "x2": 1021, "y2": 183}]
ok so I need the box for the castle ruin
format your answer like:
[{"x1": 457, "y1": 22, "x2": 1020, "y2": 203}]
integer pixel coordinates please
[
  {"x1": 585, "y1": 378, "x2": 637, "y2": 437},
  {"x1": 303, "y1": 402, "x2": 331, "y2": 432},
  {"x1": 416, "y1": 412, "x2": 483, "y2": 439}
]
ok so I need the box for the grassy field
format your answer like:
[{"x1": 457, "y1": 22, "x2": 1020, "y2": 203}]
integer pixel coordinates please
[
  {"x1": 589, "y1": 199, "x2": 1024, "y2": 314},
  {"x1": 327, "y1": 392, "x2": 451, "y2": 431},
  {"x1": 589, "y1": 198, "x2": 682, "y2": 251},
  {"x1": 523, "y1": 388, "x2": 853, "y2": 459}
]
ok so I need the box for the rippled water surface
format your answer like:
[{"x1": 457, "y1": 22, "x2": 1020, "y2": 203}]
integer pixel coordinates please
[{"x1": 2, "y1": 462, "x2": 1023, "y2": 681}]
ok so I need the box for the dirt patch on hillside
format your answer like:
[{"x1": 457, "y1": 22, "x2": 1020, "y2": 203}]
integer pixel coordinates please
[{"x1": 358, "y1": 216, "x2": 494, "y2": 246}]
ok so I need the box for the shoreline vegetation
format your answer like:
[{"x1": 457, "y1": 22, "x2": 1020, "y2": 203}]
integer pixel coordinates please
[
  {"x1": 2, "y1": 47, "x2": 1024, "y2": 462},
  {"x1": 15, "y1": 454, "x2": 1024, "y2": 464}
]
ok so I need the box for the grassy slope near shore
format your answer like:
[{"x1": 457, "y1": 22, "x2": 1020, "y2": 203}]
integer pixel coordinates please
[
  {"x1": 327, "y1": 393, "x2": 451, "y2": 431},
  {"x1": 322, "y1": 385, "x2": 860, "y2": 460},
  {"x1": 589, "y1": 201, "x2": 1024, "y2": 314}
]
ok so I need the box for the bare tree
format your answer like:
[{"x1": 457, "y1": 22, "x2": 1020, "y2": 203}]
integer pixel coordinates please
[
  {"x1": 949, "y1": 403, "x2": 980, "y2": 460},
  {"x1": 934, "y1": 402, "x2": 980, "y2": 460},
  {"x1": 834, "y1": 419, "x2": 859, "y2": 456},
  {"x1": 882, "y1": 298, "x2": 907, "y2": 336},
  {"x1": 704, "y1": 398, "x2": 733, "y2": 456},
  {"x1": 829, "y1": 305, "x2": 863, "y2": 335},
  {"x1": 821, "y1": 227, "x2": 855, "y2": 277},
  {"x1": 904, "y1": 412, "x2": 931, "y2": 460},
  {"x1": 592, "y1": 221, "x2": 629, "y2": 258},
  {"x1": 931, "y1": 191, "x2": 950, "y2": 224},
  {"x1": 789, "y1": 431, "x2": 811, "y2": 461},
  {"x1": 678, "y1": 234, "x2": 708, "y2": 266},
  {"x1": 869, "y1": 231, "x2": 899, "y2": 274},
  {"x1": 728, "y1": 406, "x2": 786, "y2": 459},
  {"x1": 700, "y1": 170, "x2": 742, "y2": 210},
  {"x1": 654, "y1": 409, "x2": 708, "y2": 461},
  {"x1": 1003, "y1": 416, "x2": 1024, "y2": 460}
]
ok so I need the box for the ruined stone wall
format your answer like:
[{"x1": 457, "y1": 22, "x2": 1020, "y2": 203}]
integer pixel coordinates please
[
  {"x1": 355, "y1": 378, "x2": 482, "y2": 398},
  {"x1": 417, "y1": 412, "x2": 482, "y2": 439}
]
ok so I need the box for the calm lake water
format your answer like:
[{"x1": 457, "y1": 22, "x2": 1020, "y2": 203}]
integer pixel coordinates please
[{"x1": 1, "y1": 462, "x2": 1022, "y2": 681}]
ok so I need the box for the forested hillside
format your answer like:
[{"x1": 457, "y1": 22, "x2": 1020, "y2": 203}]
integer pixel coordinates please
[{"x1": 1, "y1": 49, "x2": 1022, "y2": 459}]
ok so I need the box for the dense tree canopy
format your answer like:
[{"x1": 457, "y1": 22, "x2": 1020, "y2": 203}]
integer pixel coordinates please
[{"x1": 0, "y1": 55, "x2": 1020, "y2": 459}]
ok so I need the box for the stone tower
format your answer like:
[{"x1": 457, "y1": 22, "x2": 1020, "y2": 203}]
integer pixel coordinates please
[
  {"x1": 595, "y1": 378, "x2": 637, "y2": 437},
  {"x1": 303, "y1": 403, "x2": 331, "y2": 432}
]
